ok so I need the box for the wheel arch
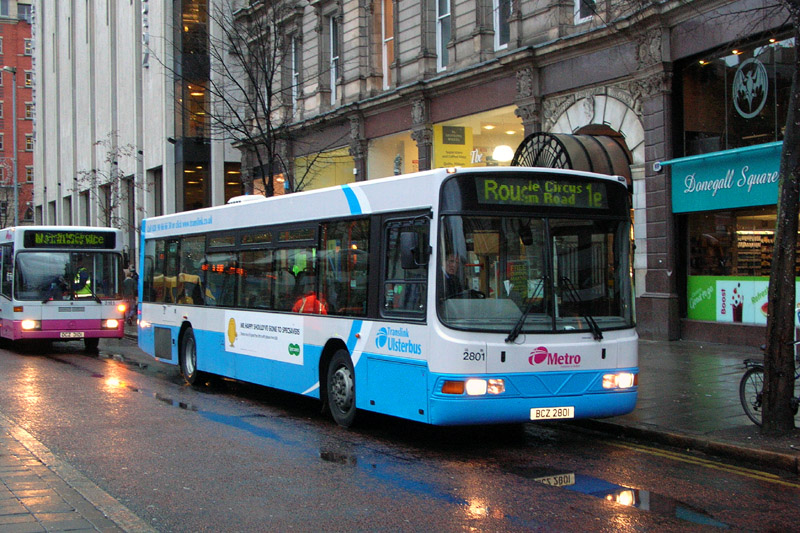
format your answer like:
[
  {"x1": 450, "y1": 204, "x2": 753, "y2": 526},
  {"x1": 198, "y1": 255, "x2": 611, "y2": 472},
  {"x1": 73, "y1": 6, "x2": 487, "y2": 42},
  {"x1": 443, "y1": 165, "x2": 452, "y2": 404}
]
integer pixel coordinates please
[
  {"x1": 177, "y1": 321, "x2": 193, "y2": 363},
  {"x1": 319, "y1": 338, "x2": 349, "y2": 405}
]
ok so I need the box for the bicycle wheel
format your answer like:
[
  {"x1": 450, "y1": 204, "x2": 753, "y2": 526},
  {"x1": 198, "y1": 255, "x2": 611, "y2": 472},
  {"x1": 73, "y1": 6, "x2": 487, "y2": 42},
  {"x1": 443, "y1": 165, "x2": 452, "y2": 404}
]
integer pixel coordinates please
[{"x1": 739, "y1": 366, "x2": 764, "y2": 426}]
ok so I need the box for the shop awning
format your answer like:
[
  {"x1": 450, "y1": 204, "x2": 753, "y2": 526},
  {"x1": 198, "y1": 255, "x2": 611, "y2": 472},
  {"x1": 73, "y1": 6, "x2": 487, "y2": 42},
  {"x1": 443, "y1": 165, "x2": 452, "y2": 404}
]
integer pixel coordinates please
[
  {"x1": 659, "y1": 141, "x2": 783, "y2": 213},
  {"x1": 511, "y1": 132, "x2": 632, "y2": 183}
]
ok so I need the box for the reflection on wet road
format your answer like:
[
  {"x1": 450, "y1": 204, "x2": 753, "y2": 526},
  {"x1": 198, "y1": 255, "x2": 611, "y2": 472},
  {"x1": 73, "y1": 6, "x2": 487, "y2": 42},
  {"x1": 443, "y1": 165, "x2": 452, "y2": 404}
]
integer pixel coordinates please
[{"x1": 0, "y1": 340, "x2": 796, "y2": 531}]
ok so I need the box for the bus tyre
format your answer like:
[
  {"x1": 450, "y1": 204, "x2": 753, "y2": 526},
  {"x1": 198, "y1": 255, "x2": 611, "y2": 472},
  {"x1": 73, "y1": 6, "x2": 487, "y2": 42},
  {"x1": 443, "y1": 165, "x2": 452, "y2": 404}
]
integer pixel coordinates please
[
  {"x1": 84, "y1": 338, "x2": 100, "y2": 352},
  {"x1": 180, "y1": 327, "x2": 201, "y2": 386},
  {"x1": 327, "y1": 350, "x2": 356, "y2": 427}
]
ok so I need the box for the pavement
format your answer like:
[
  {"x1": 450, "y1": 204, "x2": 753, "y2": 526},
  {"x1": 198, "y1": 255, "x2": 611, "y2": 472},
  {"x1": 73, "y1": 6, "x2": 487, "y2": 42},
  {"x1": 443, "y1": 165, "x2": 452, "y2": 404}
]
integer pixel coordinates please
[{"x1": 0, "y1": 329, "x2": 798, "y2": 532}]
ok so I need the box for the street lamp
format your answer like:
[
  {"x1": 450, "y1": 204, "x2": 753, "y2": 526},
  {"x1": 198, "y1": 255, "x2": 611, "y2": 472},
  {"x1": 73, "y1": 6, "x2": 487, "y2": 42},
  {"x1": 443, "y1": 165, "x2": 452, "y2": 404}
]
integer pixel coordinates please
[{"x1": 1, "y1": 66, "x2": 17, "y2": 226}]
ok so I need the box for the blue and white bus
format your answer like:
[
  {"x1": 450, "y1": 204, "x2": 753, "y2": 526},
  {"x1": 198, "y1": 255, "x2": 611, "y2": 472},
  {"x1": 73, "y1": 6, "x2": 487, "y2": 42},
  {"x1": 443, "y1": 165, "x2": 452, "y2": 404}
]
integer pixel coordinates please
[{"x1": 138, "y1": 167, "x2": 637, "y2": 426}]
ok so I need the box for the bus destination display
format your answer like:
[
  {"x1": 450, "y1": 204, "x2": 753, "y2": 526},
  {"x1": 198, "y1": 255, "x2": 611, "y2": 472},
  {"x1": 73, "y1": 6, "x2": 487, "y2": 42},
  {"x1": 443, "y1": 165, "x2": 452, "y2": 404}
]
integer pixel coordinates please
[
  {"x1": 23, "y1": 230, "x2": 117, "y2": 249},
  {"x1": 476, "y1": 176, "x2": 608, "y2": 209}
]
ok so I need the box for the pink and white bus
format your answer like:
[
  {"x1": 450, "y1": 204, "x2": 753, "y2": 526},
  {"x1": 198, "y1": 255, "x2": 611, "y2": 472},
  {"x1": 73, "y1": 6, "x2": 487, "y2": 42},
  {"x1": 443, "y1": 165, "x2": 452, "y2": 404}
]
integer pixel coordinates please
[{"x1": 0, "y1": 226, "x2": 127, "y2": 350}]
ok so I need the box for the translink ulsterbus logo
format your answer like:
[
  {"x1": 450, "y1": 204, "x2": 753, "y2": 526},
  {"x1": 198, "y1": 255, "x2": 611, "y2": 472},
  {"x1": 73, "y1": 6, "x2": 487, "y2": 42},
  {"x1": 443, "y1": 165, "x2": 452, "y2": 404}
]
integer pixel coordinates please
[
  {"x1": 529, "y1": 346, "x2": 582, "y2": 367},
  {"x1": 375, "y1": 326, "x2": 422, "y2": 355}
]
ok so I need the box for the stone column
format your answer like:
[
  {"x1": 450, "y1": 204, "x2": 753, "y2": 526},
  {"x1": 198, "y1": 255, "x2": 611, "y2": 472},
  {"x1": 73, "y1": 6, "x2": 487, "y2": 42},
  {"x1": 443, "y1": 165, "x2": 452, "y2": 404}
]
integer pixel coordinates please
[
  {"x1": 636, "y1": 70, "x2": 680, "y2": 340},
  {"x1": 514, "y1": 66, "x2": 541, "y2": 136},
  {"x1": 410, "y1": 97, "x2": 433, "y2": 171},
  {"x1": 349, "y1": 115, "x2": 368, "y2": 181}
]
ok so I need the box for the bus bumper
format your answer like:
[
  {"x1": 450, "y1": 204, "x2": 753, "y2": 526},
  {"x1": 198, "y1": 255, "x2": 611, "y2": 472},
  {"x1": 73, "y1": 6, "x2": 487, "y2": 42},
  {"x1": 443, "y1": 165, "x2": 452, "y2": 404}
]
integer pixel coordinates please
[
  {"x1": 6, "y1": 319, "x2": 125, "y2": 341},
  {"x1": 425, "y1": 370, "x2": 638, "y2": 426}
]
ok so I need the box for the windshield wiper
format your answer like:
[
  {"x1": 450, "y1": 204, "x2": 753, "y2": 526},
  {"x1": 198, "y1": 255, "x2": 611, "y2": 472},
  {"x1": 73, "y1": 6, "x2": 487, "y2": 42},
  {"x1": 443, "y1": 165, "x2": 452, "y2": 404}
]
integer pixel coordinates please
[
  {"x1": 505, "y1": 276, "x2": 546, "y2": 343},
  {"x1": 560, "y1": 276, "x2": 603, "y2": 341}
]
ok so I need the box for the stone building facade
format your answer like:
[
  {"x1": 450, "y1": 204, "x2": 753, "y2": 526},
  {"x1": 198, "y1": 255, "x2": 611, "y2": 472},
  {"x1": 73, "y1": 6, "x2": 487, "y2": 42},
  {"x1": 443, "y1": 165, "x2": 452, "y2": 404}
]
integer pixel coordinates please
[{"x1": 33, "y1": 0, "x2": 794, "y2": 341}]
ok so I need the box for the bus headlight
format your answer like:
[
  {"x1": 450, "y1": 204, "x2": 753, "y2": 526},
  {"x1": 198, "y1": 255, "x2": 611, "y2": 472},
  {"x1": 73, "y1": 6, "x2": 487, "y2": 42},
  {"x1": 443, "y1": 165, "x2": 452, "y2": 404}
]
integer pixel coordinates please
[
  {"x1": 21, "y1": 319, "x2": 40, "y2": 331},
  {"x1": 466, "y1": 379, "x2": 487, "y2": 396},
  {"x1": 117, "y1": 303, "x2": 127, "y2": 314},
  {"x1": 603, "y1": 372, "x2": 637, "y2": 389},
  {"x1": 442, "y1": 378, "x2": 506, "y2": 395},
  {"x1": 103, "y1": 319, "x2": 120, "y2": 329}
]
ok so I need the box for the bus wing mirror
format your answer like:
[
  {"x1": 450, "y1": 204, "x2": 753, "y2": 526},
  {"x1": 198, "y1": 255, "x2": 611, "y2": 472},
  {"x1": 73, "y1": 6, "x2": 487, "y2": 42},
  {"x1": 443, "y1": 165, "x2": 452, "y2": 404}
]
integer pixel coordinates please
[{"x1": 400, "y1": 231, "x2": 427, "y2": 269}]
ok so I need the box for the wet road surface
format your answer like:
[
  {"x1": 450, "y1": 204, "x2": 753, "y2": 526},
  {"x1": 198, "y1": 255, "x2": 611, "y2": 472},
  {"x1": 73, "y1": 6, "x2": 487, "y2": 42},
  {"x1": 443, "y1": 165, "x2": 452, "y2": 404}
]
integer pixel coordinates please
[{"x1": 0, "y1": 338, "x2": 797, "y2": 531}]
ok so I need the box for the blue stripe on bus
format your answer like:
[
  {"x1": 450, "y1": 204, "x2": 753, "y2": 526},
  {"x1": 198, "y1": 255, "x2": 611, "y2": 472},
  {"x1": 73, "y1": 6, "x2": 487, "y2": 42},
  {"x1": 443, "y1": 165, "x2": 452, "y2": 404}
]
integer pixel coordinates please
[
  {"x1": 346, "y1": 320, "x2": 362, "y2": 353},
  {"x1": 341, "y1": 184, "x2": 362, "y2": 215}
]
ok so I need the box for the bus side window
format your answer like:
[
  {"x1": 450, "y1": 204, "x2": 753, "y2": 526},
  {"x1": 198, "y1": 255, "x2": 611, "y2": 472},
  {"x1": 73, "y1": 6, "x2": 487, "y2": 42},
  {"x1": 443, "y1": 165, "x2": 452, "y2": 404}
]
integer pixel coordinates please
[
  {"x1": 320, "y1": 219, "x2": 369, "y2": 317},
  {"x1": 239, "y1": 249, "x2": 272, "y2": 310},
  {"x1": 0, "y1": 244, "x2": 11, "y2": 298},
  {"x1": 383, "y1": 218, "x2": 428, "y2": 317}
]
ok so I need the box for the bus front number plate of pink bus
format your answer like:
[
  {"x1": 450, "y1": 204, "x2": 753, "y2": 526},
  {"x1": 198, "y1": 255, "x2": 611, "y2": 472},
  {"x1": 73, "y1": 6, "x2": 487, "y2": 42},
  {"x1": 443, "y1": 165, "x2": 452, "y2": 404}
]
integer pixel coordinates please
[{"x1": 60, "y1": 332, "x2": 84, "y2": 339}]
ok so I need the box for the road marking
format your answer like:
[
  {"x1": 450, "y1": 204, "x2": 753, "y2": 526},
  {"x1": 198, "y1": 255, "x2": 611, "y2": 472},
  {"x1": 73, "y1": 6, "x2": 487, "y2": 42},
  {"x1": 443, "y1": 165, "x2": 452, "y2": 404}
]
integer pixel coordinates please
[{"x1": 609, "y1": 440, "x2": 800, "y2": 488}]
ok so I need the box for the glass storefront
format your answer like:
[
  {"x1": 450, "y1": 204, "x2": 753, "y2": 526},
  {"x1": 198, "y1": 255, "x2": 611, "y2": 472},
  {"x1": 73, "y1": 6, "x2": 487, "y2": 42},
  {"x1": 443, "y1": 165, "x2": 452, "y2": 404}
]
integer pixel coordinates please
[
  {"x1": 368, "y1": 132, "x2": 417, "y2": 179},
  {"x1": 294, "y1": 147, "x2": 355, "y2": 191},
  {"x1": 433, "y1": 106, "x2": 523, "y2": 168},
  {"x1": 681, "y1": 34, "x2": 794, "y2": 156},
  {"x1": 674, "y1": 33, "x2": 796, "y2": 327}
]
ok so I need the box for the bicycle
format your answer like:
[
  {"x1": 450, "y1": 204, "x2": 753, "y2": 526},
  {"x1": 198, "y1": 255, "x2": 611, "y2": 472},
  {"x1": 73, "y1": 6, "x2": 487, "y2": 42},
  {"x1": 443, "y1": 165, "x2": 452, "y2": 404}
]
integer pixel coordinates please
[{"x1": 739, "y1": 348, "x2": 800, "y2": 426}]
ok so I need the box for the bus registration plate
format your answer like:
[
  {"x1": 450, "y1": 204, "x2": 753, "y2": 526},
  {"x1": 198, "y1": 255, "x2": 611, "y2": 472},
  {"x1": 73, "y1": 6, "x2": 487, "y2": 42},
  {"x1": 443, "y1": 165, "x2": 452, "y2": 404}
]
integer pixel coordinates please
[
  {"x1": 60, "y1": 332, "x2": 84, "y2": 339},
  {"x1": 530, "y1": 407, "x2": 574, "y2": 420}
]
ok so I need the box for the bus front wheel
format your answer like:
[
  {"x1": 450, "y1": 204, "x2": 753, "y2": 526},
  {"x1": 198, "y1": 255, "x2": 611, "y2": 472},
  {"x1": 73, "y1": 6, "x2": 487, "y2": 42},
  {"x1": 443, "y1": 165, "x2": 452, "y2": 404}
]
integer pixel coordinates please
[
  {"x1": 327, "y1": 350, "x2": 356, "y2": 427},
  {"x1": 84, "y1": 338, "x2": 100, "y2": 352},
  {"x1": 180, "y1": 327, "x2": 201, "y2": 386}
]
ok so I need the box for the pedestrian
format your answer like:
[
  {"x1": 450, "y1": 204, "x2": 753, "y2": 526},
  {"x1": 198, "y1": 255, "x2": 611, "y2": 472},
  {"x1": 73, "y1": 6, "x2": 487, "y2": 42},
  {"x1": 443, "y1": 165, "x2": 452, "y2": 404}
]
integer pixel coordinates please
[{"x1": 123, "y1": 268, "x2": 137, "y2": 324}]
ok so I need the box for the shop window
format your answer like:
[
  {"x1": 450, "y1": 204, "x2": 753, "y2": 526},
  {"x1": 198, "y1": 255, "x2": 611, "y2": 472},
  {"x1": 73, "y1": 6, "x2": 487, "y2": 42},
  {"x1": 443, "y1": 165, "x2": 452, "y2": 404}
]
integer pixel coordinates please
[
  {"x1": 368, "y1": 131, "x2": 416, "y2": 179},
  {"x1": 686, "y1": 207, "x2": 798, "y2": 278},
  {"x1": 680, "y1": 35, "x2": 795, "y2": 156},
  {"x1": 294, "y1": 147, "x2": 355, "y2": 191},
  {"x1": 432, "y1": 106, "x2": 523, "y2": 168}
]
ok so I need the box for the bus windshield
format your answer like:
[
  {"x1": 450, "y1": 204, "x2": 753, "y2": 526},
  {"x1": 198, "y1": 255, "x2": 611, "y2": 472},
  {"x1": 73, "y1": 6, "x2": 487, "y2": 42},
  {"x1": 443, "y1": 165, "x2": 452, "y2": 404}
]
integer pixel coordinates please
[
  {"x1": 15, "y1": 252, "x2": 123, "y2": 302},
  {"x1": 437, "y1": 214, "x2": 633, "y2": 334}
]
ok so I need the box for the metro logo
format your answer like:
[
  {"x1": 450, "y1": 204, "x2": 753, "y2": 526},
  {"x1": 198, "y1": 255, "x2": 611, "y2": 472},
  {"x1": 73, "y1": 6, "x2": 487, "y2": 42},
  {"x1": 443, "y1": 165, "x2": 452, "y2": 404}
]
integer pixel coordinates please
[{"x1": 528, "y1": 346, "x2": 582, "y2": 367}]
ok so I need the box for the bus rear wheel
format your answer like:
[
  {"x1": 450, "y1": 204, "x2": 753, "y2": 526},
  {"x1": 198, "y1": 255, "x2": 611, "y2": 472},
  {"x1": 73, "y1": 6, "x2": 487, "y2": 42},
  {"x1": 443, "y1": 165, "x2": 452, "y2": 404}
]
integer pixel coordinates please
[
  {"x1": 327, "y1": 350, "x2": 356, "y2": 427},
  {"x1": 180, "y1": 327, "x2": 202, "y2": 386}
]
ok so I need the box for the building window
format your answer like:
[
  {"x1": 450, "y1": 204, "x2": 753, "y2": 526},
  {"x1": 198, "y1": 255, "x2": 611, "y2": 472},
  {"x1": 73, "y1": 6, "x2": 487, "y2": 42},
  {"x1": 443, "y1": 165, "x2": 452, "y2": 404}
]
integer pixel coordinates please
[
  {"x1": 291, "y1": 35, "x2": 300, "y2": 115},
  {"x1": 25, "y1": 103, "x2": 33, "y2": 119},
  {"x1": 575, "y1": 0, "x2": 596, "y2": 24},
  {"x1": 24, "y1": 71, "x2": 32, "y2": 87},
  {"x1": 494, "y1": 0, "x2": 510, "y2": 50},
  {"x1": 18, "y1": 4, "x2": 31, "y2": 23},
  {"x1": 381, "y1": 0, "x2": 394, "y2": 89},
  {"x1": 0, "y1": 37, "x2": 4, "y2": 54},
  {"x1": 25, "y1": 166, "x2": 33, "y2": 183},
  {"x1": 0, "y1": 102, "x2": 3, "y2": 119},
  {"x1": 0, "y1": 133, "x2": 4, "y2": 151},
  {"x1": 25, "y1": 134, "x2": 33, "y2": 151},
  {"x1": 23, "y1": 39, "x2": 32, "y2": 56},
  {"x1": 329, "y1": 16, "x2": 339, "y2": 105},
  {"x1": 0, "y1": 1, "x2": 7, "y2": 17},
  {"x1": 436, "y1": 0, "x2": 451, "y2": 71}
]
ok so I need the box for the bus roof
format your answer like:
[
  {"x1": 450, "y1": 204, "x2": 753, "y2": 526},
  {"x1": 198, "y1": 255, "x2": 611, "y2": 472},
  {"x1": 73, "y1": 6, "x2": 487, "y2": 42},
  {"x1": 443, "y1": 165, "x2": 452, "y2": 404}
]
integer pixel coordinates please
[{"x1": 142, "y1": 167, "x2": 627, "y2": 239}]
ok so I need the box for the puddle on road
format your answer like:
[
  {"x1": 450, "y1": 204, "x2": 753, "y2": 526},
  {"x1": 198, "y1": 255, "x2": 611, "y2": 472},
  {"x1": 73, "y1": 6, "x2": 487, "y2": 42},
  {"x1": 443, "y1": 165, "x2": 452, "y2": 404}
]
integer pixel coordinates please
[
  {"x1": 319, "y1": 449, "x2": 358, "y2": 466},
  {"x1": 512, "y1": 466, "x2": 729, "y2": 528}
]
